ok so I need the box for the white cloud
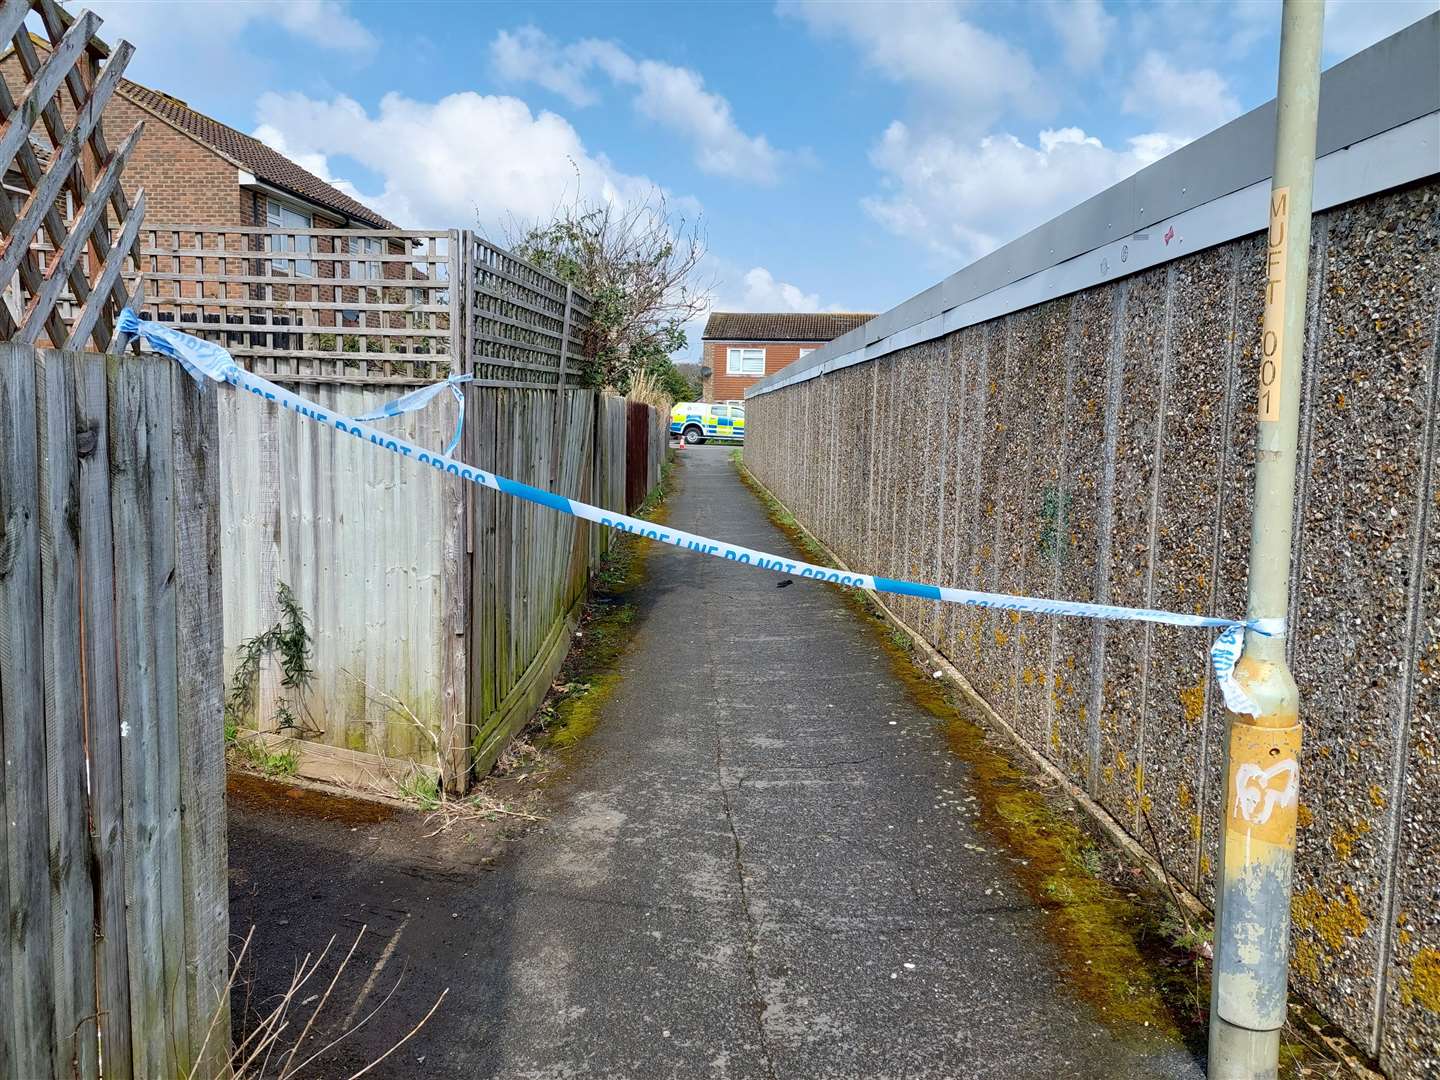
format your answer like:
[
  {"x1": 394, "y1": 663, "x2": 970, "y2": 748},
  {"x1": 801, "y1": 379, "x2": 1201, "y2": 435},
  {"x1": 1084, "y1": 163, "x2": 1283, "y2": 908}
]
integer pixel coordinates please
[
  {"x1": 863, "y1": 123, "x2": 1186, "y2": 263},
  {"x1": 779, "y1": 0, "x2": 1043, "y2": 129},
  {"x1": 252, "y1": 90, "x2": 662, "y2": 230},
  {"x1": 1324, "y1": 0, "x2": 1438, "y2": 58},
  {"x1": 85, "y1": 0, "x2": 375, "y2": 57},
  {"x1": 490, "y1": 26, "x2": 785, "y2": 183},
  {"x1": 79, "y1": 0, "x2": 375, "y2": 113},
  {"x1": 1046, "y1": 0, "x2": 1116, "y2": 71},
  {"x1": 729, "y1": 266, "x2": 830, "y2": 312},
  {"x1": 491, "y1": 26, "x2": 606, "y2": 106},
  {"x1": 271, "y1": 1, "x2": 376, "y2": 52},
  {"x1": 1122, "y1": 51, "x2": 1241, "y2": 138}
]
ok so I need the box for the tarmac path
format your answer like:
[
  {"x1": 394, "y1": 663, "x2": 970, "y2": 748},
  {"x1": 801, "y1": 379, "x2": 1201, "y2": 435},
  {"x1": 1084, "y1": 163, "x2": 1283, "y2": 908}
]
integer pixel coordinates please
[{"x1": 230, "y1": 444, "x2": 1202, "y2": 1079}]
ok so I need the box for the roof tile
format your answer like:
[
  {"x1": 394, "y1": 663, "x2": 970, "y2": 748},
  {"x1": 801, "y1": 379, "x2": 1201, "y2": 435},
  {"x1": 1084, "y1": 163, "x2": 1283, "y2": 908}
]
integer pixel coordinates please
[
  {"x1": 702, "y1": 311, "x2": 876, "y2": 342},
  {"x1": 119, "y1": 80, "x2": 395, "y2": 228}
]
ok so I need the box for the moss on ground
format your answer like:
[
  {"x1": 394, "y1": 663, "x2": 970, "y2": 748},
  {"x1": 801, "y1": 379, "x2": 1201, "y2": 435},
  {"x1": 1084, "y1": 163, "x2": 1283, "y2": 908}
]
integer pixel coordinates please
[{"x1": 534, "y1": 455, "x2": 677, "y2": 751}]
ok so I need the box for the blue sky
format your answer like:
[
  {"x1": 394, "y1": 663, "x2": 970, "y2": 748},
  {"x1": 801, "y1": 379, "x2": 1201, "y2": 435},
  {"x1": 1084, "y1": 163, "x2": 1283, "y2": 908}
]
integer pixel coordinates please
[{"x1": 87, "y1": 0, "x2": 1437, "y2": 357}]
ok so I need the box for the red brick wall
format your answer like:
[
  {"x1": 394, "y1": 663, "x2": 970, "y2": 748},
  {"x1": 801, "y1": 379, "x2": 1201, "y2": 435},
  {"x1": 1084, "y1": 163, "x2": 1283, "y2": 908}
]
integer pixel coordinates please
[
  {"x1": 106, "y1": 94, "x2": 244, "y2": 225},
  {"x1": 701, "y1": 340, "x2": 825, "y2": 402}
]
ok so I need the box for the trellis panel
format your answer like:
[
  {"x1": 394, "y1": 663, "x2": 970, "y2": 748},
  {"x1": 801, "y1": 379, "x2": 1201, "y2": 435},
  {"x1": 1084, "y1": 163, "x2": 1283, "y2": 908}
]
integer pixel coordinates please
[{"x1": 0, "y1": 0, "x2": 143, "y2": 352}]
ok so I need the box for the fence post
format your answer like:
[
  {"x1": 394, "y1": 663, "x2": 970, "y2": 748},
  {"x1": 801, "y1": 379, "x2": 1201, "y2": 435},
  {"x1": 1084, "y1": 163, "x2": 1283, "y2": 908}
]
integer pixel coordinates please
[
  {"x1": 552, "y1": 283, "x2": 573, "y2": 486},
  {"x1": 449, "y1": 229, "x2": 468, "y2": 379}
]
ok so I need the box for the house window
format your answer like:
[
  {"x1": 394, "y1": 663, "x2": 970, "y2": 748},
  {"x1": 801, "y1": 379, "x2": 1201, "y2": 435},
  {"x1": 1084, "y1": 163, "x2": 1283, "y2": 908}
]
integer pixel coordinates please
[
  {"x1": 727, "y1": 347, "x2": 765, "y2": 375},
  {"x1": 798, "y1": 347, "x2": 815, "y2": 359},
  {"x1": 266, "y1": 198, "x2": 312, "y2": 276},
  {"x1": 350, "y1": 235, "x2": 383, "y2": 281}
]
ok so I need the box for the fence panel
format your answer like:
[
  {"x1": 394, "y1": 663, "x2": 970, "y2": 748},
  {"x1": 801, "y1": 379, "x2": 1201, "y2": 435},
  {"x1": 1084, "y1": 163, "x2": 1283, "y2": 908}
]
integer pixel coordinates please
[
  {"x1": 127, "y1": 227, "x2": 595, "y2": 392},
  {"x1": 131, "y1": 226, "x2": 457, "y2": 381},
  {"x1": 466, "y1": 234, "x2": 592, "y2": 388},
  {"x1": 466, "y1": 386, "x2": 599, "y2": 778},
  {"x1": 626, "y1": 399, "x2": 650, "y2": 512},
  {"x1": 0, "y1": 342, "x2": 227, "y2": 1079}
]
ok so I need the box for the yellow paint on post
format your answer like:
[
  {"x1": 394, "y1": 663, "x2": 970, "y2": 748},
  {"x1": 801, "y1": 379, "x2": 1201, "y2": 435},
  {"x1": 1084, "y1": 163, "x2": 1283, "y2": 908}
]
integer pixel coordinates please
[{"x1": 1224, "y1": 720, "x2": 1302, "y2": 848}]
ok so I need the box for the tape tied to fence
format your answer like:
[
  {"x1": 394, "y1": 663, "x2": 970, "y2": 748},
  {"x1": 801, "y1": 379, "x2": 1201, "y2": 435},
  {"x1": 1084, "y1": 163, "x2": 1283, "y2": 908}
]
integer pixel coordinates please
[
  {"x1": 117, "y1": 310, "x2": 1281, "y2": 716},
  {"x1": 350, "y1": 373, "x2": 472, "y2": 457}
]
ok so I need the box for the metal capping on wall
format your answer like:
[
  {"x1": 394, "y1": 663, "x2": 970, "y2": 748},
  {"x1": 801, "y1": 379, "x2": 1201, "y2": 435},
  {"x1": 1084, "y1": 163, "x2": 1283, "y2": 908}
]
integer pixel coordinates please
[{"x1": 747, "y1": 13, "x2": 1440, "y2": 400}]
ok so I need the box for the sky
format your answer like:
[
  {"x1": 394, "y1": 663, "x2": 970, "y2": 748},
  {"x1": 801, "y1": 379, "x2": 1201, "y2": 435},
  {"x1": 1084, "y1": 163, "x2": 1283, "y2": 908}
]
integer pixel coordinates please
[{"x1": 82, "y1": 0, "x2": 1438, "y2": 358}]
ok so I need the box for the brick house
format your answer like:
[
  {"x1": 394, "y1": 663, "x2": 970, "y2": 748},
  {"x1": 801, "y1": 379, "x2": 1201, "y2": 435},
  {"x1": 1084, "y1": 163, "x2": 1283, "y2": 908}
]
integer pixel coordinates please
[
  {"x1": 1, "y1": 40, "x2": 398, "y2": 340},
  {"x1": 104, "y1": 79, "x2": 394, "y2": 232},
  {"x1": 700, "y1": 312, "x2": 875, "y2": 403},
  {"x1": 0, "y1": 40, "x2": 393, "y2": 231}
]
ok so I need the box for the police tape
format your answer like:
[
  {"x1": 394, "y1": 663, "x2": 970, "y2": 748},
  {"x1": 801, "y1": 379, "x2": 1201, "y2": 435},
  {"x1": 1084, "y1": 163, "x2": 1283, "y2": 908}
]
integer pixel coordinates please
[
  {"x1": 117, "y1": 309, "x2": 1279, "y2": 715},
  {"x1": 350, "y1": 372, "x2": 472, "y2": 457}
]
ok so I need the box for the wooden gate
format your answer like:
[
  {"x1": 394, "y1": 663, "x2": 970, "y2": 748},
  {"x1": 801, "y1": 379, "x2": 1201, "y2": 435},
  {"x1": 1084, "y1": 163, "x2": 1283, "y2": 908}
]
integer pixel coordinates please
[{"x1": 0, "y1": 342, "x2": 228, "y2": 1080}]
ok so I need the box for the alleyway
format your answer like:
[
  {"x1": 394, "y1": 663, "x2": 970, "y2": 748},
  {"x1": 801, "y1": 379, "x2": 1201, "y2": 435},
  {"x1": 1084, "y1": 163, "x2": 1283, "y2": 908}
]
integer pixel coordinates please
[{"x1": 230, "y1": 445, "x2": 1202, "y2": 1079}]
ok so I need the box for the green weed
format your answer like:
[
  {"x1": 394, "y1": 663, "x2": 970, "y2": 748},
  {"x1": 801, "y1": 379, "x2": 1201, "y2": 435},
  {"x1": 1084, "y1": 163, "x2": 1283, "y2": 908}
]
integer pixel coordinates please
[
  {"x1": 226, "y1": 581, "x2": 316, "y2": 736},
  {"x1": 396, "y1": 768, "x2": 442, "y2": 811},
  {"x1": 231, "y1": 737, "x2": 299, "y2": 777}
]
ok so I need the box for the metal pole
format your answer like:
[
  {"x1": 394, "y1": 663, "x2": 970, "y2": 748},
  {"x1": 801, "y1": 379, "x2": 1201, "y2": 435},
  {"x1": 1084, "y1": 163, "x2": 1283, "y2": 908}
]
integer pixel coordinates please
[{"x1": 1208, "y1": 2, "x2": 1323, "y2": 1077}]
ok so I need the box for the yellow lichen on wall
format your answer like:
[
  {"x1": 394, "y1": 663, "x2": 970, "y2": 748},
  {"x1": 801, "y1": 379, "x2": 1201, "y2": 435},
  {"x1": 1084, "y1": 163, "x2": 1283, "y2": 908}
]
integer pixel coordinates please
[
  {"x1": 1292, "y1": 886, "x2": 1370, "y2": 983},
  {"x1": 1331, "y1": 819, "x2": 1372, "y2": 862},
  {"x1": 1399, "y1": 948, "x2": 1440, "y2": 1012},
  {"x1": 1178, "y1": 681, "x2": 1206, "y2": 725}
]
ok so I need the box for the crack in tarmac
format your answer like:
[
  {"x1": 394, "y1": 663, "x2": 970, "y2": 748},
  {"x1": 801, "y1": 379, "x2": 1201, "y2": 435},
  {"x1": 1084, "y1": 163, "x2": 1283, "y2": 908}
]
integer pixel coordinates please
[{"x1": 710, "y1": 663, "x2": 781, "y2": 1080}]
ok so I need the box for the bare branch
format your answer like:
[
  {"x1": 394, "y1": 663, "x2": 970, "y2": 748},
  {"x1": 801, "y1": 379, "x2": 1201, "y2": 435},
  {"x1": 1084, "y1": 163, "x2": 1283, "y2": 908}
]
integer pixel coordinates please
[{"x1": 500, "y1": 186, "x2": 709, "y2": 394}]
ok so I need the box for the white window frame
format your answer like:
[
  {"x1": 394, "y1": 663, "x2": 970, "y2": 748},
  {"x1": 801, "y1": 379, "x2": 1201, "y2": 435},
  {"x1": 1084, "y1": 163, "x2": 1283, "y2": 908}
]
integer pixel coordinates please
[
  {"x1": 726, "y1": 347, "x2": 766, "y2": 375},
  {"x1": 350, "y1": 234, "x2": 383, "y2": 281},
  {"x1": 266, "y1": 197, "x2": 313, "y2": 276},
  {"x1": 798, "y1": 347, "x2": 815, "y2": 359}
]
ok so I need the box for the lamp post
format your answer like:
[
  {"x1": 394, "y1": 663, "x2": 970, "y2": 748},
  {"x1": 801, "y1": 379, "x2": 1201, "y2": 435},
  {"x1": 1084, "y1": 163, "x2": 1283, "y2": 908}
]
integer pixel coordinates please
[{"x1": 1207, "y1": 2, "x2": 1323, "y2": 1077}]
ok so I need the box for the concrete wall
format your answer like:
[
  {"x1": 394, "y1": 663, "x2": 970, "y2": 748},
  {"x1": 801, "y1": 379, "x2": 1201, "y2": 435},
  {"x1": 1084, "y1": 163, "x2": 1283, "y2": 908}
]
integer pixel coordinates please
[{"x1": 744, "y1": 180, "x2": 1440, "y2": 1077}]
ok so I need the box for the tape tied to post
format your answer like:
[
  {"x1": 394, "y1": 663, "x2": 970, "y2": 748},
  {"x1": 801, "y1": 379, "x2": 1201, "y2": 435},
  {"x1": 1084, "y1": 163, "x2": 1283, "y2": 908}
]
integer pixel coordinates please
[{"x1": 117, "y1": 310, "x2": 1283, "y2": 718}]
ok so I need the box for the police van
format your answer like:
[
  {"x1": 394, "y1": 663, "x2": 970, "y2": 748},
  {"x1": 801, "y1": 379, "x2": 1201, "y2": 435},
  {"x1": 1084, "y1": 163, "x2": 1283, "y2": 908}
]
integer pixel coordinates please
[{"x1": 671, "y1": 401, "x2": 745, "y2": 444}]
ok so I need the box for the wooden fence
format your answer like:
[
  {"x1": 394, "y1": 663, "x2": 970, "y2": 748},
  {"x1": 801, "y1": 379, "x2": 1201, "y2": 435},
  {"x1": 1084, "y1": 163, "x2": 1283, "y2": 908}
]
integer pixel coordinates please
[
  {"x1": 0, "y1": 342, "x2": 228, "y2": 1080},
  {"x1": 129, "y1": 227, "x2": 593, "y2": 387},
  {"x1": 131, "y1": 226, "x2": 458, "y2": 381},
  {"x1": 625, "y1": 399, "x2": 667, "y2": 513},
  {"x1": 221, "y1": 379, "x2": 665, "y2": 793},
  {"x1": 160, "y1": 217, "x2": 675, "y2": 792}
]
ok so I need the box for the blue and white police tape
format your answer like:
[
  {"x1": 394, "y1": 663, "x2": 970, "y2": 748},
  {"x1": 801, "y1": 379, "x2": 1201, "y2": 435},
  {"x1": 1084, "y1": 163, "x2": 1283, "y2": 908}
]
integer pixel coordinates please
[
  {"x1": 350, "y1": 372, "x2": 472, "y2": 457},
  {"x1": 116, "y1": 309, "x2": 1281, "y2": 716}
]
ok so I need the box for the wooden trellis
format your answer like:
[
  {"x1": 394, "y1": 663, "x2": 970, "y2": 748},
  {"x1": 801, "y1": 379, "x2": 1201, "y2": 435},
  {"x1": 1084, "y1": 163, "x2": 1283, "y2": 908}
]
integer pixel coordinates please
[{"x1": 0, "y1": 0, "x2": 144, "y2": 352}]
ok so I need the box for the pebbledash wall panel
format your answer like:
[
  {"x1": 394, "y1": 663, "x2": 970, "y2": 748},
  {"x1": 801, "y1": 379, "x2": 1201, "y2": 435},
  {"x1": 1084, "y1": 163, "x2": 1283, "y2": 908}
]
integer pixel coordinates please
[{"x1": 745, "y1": 180, "x2": 1440, "y2": 1075}]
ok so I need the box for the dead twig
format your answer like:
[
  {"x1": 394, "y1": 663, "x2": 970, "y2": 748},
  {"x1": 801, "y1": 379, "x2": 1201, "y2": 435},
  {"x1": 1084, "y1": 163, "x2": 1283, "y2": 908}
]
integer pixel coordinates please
[
  {"x1": 193, "y1": 924, "x2": 445, "y2": 1079},
  {"x1": 1139, "y1": 805, "x2": 1195, "y2": 940},
  {"x1": 346, "y1": 989, "x2": 448, "y2": 1080}
]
